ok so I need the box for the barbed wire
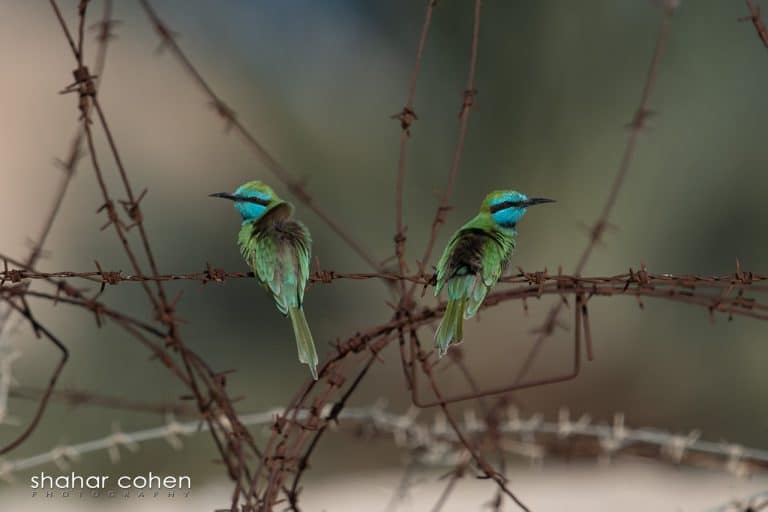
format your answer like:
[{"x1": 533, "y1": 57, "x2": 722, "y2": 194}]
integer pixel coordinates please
[
  {"x1": 404, "y1": 5, "x2": 679, "y2": 505},
  {"x1": 43, "y1": 4, "x2": 267, "y2": 509},
  {"x1": 705, "y1": 490, "x2": 768, "y2": 512},
  {"x1": 2, "y1": 1, "x2": 765, "y2": 511},
  {"x1": 136, "y1": 0, "x2": 382, "y2": 274},
  {"x1": 392, "y1": 0, "x2": 437, "y2": 298},
  {"x1": 0, "y1": 1, "x2": 113, "y2": 334},
  {"x1": 0, "y1": 351, "x2": 21, "y2": 427},
  {"x1": 741, "y1": 0, "x2": 768, "y2": 48},
  {"x1": 2, "y1": 404, "x2": 766, "y2": 483},
  {"x1": 0, "y1": 0, "x2": 116, "y2": 431},
  {"x1": 3, "y1": 261, "x2": 766, "y2": 289},
  {"x1": 8, "y1": 385, "x2": 197, "y2": 417},
  {"x1": 408, "y1": 0, "x2": 483, "y2": 301},
  {"x1": 128, "y1": 1, "x2": 766, "y2": 510},
  {"x1": 5, "y1": 262, "x2": 768, "y2": 329},
  {"x1": 509, "y1": 1, "x2": 675, "y2": 398}
]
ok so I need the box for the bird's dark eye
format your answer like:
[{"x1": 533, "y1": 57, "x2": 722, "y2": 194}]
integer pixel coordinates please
[
  {"x1": 239, "y1": 196, "x2": 271, "y2": 206},
  {"x1": 490, "y1": 200, "x2": 522, "y2": 214}
]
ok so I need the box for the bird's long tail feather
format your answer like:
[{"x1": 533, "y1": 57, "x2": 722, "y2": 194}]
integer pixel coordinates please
[
  {"x1": 435, "y1": 298, "x2": 464, "y2": 358},
  {"x1": 289, "y1": 307, "x2": 318, "y2": 380}
]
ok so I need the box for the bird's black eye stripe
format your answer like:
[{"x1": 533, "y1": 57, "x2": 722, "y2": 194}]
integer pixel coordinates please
[
  {"x1": 238, "y1": 196, "x2": 271, "y2": 206},
  {"x1": 489, "y1": 200, "x2": 522, "y2": 214}
]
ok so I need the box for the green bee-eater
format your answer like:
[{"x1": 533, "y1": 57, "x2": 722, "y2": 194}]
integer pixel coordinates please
[
  {"x1": 434, "y1": 190, "x2": 555, "y2": 357},
  {"x1": 210, "y1": 181, "x2": 318, "y2": 379}
]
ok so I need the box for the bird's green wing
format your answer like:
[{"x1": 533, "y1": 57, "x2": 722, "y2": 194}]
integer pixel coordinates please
[
  {"x1": 239, "y1": 221, "x2": 311, "y2": 315},
  {"x1": 435, "y1": 211, "x2": 516, "y2": 318},
  {"x1": 463, "y1": 236, "x2": 507, "y2": 318},
  {"x1": 435, "y1": 229, "x2": 463, "y2": 295},
  {"x1": 468, "y1": 230, "x2": 516, "y2": 318},
  {"x1": 293, "y1": 220, "x2": 312, "y2": 304}
]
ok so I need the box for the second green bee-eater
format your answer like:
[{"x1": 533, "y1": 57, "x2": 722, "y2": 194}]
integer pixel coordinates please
[
  {"x1": 434, "y1": 190, "x2": 554, "y2": 357},
  {"x1": 210, "y1": 180, "x2": 318, "y2": 379}
]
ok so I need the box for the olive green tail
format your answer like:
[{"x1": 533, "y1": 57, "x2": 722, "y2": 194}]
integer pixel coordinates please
[
  {"x1": 289, "y1": 307, "x2": 318, "y2": 380},
  {"x1": 435, "y1": 298, "x2": 465, "y2": 358}
]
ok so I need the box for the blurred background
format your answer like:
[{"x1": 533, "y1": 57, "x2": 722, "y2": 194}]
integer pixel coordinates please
[{"x1": 1, "y1": 1, "x2": 766, "y2": 510}]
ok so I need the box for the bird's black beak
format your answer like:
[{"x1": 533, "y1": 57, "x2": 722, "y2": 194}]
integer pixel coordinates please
[
  {"x1": 523, "y1": 197, "x2": 555, "y2": 207},
  {"x1": 209, "y1": 192, "x2": 239, "y2": 201}
]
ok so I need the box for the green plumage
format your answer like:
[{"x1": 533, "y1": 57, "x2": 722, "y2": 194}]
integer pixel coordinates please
[
  {"x1": 434, "y1": 189, "x2": 553, "y2": 357},
  {"x1": 435, "y1": 218, "x2": 515, "y2": 356},
  {"x1": 289, "y1": 308, "x2": 317, "y2": 379},
  {"x1": 238, "y1": 204, "x2": 318, "y2": 379},
  {"x1": 238, "y1": 211, "x2": 310, "y2": 315},
  {"x1": 213, "y1": 180, "x2": 319, "y2": 379}
]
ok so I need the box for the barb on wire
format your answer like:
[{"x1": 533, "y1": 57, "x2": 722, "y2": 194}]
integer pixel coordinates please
[
  {"x1": 5, "y1": 2, "x2": 763, "y2": 511},
  {"x1": 47, "y1": 4, "x2": 267, "y2": 508},
  {"x1": 0, "y1": 0, "x2": 115, "y2": 435},
  {"x1": 393, "y1": 0, "x2": 438, "y2": 297},
  {"x1": 286, "y1": 354, "x2": 379, "y2": 510},
  {"x1": 4, "y1": 263, "x2": 768, "y2": 290},
  {"x1": 5, "y1": 254, "x2": 767, "y2": 501},
  {"x1": 0, "y1": 298, "x2": 68, "y2": 456},
  {"x1": 511, "y1": 2, "x2": 677, "y2": 390},
  {"x1": 411, "y1": 0, "x2": 483, "y2": 296},
  {"x1": 409, "y1": 323, "x2": 532, "y2": 511},
  {"x1": 0, "y1": 0, "x2": 120, "y2": 454},
  {"x1": 705, "y1": 489, "x2": 768, "y2": 512},
  {"x1": 9, "y1": 385, "x2": 197, "y2": 417},
  {"x1": 136, "y1": 0, "x2": 382, "y2": 273},
  {"x1": 0, "y1": 351, "x2": 21, "y2": 426},
  {"x1": 741, "y1": 0, "x2": 768, "y2": 48},
  {"x1": 3, "y1": 404, "x2": 766, "y2": 482}
]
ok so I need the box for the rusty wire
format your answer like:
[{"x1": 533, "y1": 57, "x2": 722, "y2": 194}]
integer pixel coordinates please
[
  {"x1": 41, "y1": 2, "x2": 266, "y2": 508},
  {"x1": 3, "y1": 404, "x2": 767, "y2": 483},
  {"x1": 1, "y1": 1, "x2": 767, "y2": 512},
  {"x1": 741, "y1": 0, "x2": 768, "y2": 48},
  {"x1": 509, "y1": 3, "x2": 676, "y2": 396},
  {"x1": 0, "y1": 0, "x2": 118, "y2": 455},
  {"x1": 136, "y1": 0, "x2": 382, "y2": 274},
  {"x1": 0, "y1": 0, "x2": 115, "y2": 431}
]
